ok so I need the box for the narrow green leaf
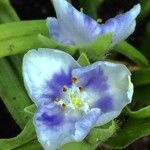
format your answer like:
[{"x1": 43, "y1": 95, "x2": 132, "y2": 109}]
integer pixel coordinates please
[
  {"x1": 132, "y1": 67, "x2": 150, "y2": 86},
  {"x1": 86, "y1": 121, "x2": 117, "y2": 145},
  {"x1": 7, "y1": 54, "x2": 24, "y2": 78},
  {"x1": 0, "y1": 0, "x2": 19, "y2": 23},
  {"x1": 0, "y1": 59, "x2": 32, "y2": 128},
  {"x1": 0, "y1": 20, "x2": 49, "y2": 57},
  {"x1": 0, "y1": 34, "x2": 50, "y2": 57},
  {"x1": 15, "y1": 140, "x2": 42, "y2": 150},
  {"x1": 60, "y1": 142, "x2": 93, "y2": 150},
  {"x1": 125, "y1": 106, "x2": 150, "y2": 119},
  {"x1": 105, "y1": 118, "x2": 150, "y2": 149},
  {"x1": 0, "y1": 20, "x2": 48, "y2": 40},
  {"x1": 0, "y1": 120, "x2": 36, "y2": 150},
  {"x1": 77, "y1": 53, "x2": 90, "y2": 66},
  {"x1": 114, "y1": 41, "x2": 149, "y2": 67}
]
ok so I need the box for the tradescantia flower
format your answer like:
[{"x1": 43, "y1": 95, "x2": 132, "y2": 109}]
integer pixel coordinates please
[
  {"x1": 47, "y1": 0, "x2": 141, "y2": 46},
  {"x1": 23, "y1": 48, "x2": 133, "y2": 150}
]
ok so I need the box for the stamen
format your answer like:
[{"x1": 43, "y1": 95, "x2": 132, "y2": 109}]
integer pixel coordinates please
[
  {"x1": 97, "y1": 18, "x2": 103, "y2": 23},
  {"x1": 72, "y1": 76, "x2": 78, "y2": 84},
  {"x1": 61, "y1": 103, "x2": 66, "y2": 110},
  {"x1": 63, "y1": 85, "x2": 68, "y2": 92},
  {"x1": 80, "y1": 8, "x2": 83, "y2": 13},
  {"x1": 79, "y1": 86, "x2": 84, "y2": 92}
]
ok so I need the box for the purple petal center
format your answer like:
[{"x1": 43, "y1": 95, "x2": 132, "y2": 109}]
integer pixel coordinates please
[
  {"x1": 37, "y1": 112, "x2": 63, "y2": 126},
  {"x1": 42, "y1": 70, "x2": 72, "y2": 100}
]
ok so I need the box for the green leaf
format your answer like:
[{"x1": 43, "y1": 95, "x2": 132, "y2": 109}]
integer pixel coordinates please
[
  {"x1": 0, "y1": 20, "x2": 48, "y2": 57},
  {"x1": 77, "y1": 53, "x2": 90, "y2": 66},
  {"x1": 114, "y1": 41, "x2": 149, "y2": 67},
  {"x1": 0, "y1": 0, "x2": 19, "y2": 23},
  {"x1": 0, "y1": 120, "x2": 37, "y2": 150},
  {"x1": 0, "y1": 58, "x2": 32, "y2": 128},
  {"x1": 7, "y1": 54, "x2": 24, "y2": 78},
  {"x1": 16, "y1": 140, "x2": 42, "y2": 150},
  {"x1": 84, "y1": 33, "x2": 112, "y2": 60},
  {"x1": 24, "y1": 104, "x2": 36, "y2": 118},
  {"x1": 86, "y1": 121, "x2": 117, "y2": 145},
  {"x1": 105, "y1": 118, "x2": 150, "y2": 149},
  {"x1": 132, "y1": 67, "x2": 150, "y2": 86},
  {"x1": 0, "y1": 20, "x2": 48, "y2": 40},
  {"x1": 60, "y1": 142, "x2": 93, "y2": 150},
  {"x1": 0, "y1": 33, "x2": 50, "y2": 57},
  {"x1": 125, "y1": 106, "x2": 150, "y2": 119},
  {"x1": 79, "y1": 0, "x2": 104, "y2": 19}
]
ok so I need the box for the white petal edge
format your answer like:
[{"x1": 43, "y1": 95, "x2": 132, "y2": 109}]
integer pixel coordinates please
[{"x1": 94, "y1": 61, "x2": 133, "y2": 126}]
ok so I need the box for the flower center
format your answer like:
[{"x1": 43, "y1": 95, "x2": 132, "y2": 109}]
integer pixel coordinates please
[
  {"x1": 71, "y1": 96, "x2": 81, "y2": 108},
  {"x1": 54, "y1": 77, "x2": 90, "y2": 113}
]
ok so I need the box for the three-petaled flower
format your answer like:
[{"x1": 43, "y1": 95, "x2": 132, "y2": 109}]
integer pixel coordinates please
[
  {"x1": 23, "y1": 49, "x2": 133, "y2": 150},
  {"x1": 47, "y1": 0, "x2": 141, "y2": 46}
]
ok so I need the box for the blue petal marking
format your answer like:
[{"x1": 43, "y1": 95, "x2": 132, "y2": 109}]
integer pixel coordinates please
[
  {"x1": 95, "y1": 96, "x2": 113, "y2": 113},
  {"x1": 37, "y1": 112, "x2": 63, "y2": 126},
  {"x1": 42, "y1": 70, "x2": 72, "y2": 100}
]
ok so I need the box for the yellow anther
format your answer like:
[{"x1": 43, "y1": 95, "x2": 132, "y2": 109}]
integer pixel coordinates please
[
  {"x1": 72, "y1": 76, "x2": 78, "y2": 84},
  {"x1": 71, "y1": 97, "x2": 81, "y2": 108},
  {"x1": 97, "y1": 18, "x2": 103, "y2": 23},
  {"x1": 61, "y1": 103, "x2": 67, "y2": 110},
  {"x1": 63, "y1": 85, "x2": 68, "y2": 92}
]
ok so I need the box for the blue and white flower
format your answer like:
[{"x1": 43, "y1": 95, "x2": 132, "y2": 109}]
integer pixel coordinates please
[
  {"x1": 23, "y1": 48, "x2": 133, "y2": 150},
  {"x1": 47, "y1": 0, "x2": 141, "y2": 46}
]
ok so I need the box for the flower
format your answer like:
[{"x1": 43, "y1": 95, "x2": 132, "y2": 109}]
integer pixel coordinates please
[
  {"x1": 47, "y1": 0, "x2": 141, "y2": 46},
  {"x1": 23, "y1": 48, "x2": 133, "y2": 150}
]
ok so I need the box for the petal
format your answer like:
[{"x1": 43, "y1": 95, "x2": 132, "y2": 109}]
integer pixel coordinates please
[
  {"x1": 46, "y1": 17, "x2": 59, "y2": 41},
  {"x1": 52, "y1": 0, "x2": 101, "y2": 44},
  {"x1": 34, "y1": 105, "x2": 75, "y2": 150},
  {"x1": 72, "y1": 61, "x2": 133, "y2": 125},
  {"x1": 23, "y1": 48, "x2": 80, "y2": 106},
  {"x1": 34, "y1": 105, "x2": 101, "y2": 149},
  {"x1": 73, "y1": 108, "x2": 101, "y2": 141},
  {"x1": 46, "y1": 17, "x2": 74, "y2": 44},
  {"x1": 100, "y1": 4, "x2": 141, "y2": 46}
]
